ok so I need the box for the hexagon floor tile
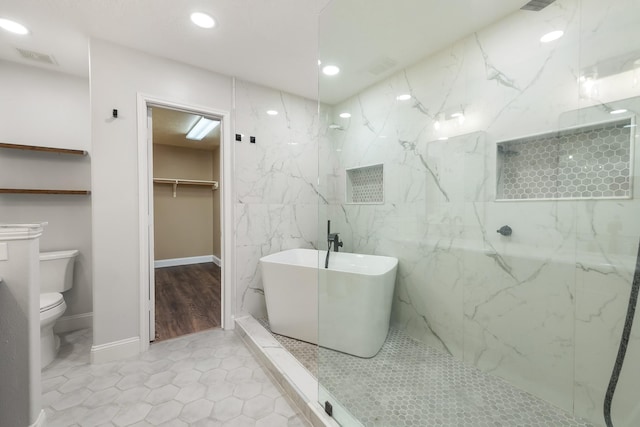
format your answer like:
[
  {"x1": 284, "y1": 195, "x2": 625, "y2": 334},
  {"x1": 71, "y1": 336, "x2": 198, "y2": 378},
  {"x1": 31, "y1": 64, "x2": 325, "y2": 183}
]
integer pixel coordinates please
[{"x1": 42, "y1": 329, "x2": 310, "y2": 427}]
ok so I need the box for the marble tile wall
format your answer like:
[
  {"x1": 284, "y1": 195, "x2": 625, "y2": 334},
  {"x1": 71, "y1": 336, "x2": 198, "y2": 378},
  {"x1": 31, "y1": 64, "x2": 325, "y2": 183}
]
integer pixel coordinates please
[
  {"x1": 233, "y1": 80, "x2": 319, "y2": 318},
  {"x1": 319, "y1": 0, "x2": 640, "y2": 426}
]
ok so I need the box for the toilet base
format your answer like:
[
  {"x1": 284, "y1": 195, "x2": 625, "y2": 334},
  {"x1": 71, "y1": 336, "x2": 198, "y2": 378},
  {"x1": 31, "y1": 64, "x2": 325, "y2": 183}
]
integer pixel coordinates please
[{"x1": 41, "y1": 326, "x2": 61, "y2": 369}]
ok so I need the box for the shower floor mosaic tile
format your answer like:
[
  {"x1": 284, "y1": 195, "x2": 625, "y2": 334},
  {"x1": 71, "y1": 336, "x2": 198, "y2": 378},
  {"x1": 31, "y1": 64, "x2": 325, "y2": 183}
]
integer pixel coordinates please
[{"x1": 259, "y1": 319, "x2": 595, "y2": 427}]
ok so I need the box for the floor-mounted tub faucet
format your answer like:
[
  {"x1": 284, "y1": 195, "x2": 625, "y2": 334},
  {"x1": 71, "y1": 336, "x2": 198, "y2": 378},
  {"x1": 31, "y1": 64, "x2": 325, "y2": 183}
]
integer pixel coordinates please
[{"x1": 325, "y1": 220, "x2": 343, "y2": 268}]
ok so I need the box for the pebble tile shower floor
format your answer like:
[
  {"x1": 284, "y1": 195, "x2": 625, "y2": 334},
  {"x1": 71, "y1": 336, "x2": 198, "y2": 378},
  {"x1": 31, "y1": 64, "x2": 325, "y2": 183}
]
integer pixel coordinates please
[
  {"x1": 259, "y1": 319, "x2": 595, "y2": 427},
  {"x1": 42, "y1": 328, "x2": 309, "y2": 426}
]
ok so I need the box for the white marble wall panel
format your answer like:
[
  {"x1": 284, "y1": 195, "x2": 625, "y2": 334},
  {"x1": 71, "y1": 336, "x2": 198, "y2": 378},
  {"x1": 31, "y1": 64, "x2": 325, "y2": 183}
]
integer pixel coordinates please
[
  {"x1": 462, "y1": 243, "x2": 577, "y2": 412},
  {"x1": 319, "y1": 0, "x2": 640, "y2": 424},
  {"x1": 234, "y1": 80, "x2": 319, "y2": 318},
  {"x1": 235, "y1": 81, "x2": 319, "y2": 205}
]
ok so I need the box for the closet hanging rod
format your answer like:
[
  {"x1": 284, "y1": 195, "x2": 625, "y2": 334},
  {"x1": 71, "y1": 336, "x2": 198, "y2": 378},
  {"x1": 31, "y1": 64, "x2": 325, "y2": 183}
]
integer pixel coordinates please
[
  {"x1": 153, "y1": 178, "x2": 219, "y2": 198},
  {"x1": 154, "y1": 178, "x2": 219, "y2": 187}
]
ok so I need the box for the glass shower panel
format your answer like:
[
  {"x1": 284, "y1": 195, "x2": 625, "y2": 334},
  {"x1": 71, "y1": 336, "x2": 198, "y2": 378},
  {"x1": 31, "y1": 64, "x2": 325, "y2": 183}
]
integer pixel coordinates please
[
  {"x1": 570, "y1": 1, "x2": 640, "y2": 426},
  {"x1": 317, "y1": 0, "x2": 640, "y2": 426}
]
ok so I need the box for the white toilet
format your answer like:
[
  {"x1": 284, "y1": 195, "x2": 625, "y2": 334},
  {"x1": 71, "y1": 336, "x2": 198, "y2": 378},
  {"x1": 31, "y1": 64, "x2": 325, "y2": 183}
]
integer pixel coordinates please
[{"x1": 40, "y1": 249, "x2": 79, "y2": 369}]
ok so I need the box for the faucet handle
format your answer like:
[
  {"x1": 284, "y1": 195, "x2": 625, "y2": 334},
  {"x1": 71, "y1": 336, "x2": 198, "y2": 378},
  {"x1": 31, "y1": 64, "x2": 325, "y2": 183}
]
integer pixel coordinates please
[{"x1": 497, "y1": 225, "x2": 512, "y2": 236}]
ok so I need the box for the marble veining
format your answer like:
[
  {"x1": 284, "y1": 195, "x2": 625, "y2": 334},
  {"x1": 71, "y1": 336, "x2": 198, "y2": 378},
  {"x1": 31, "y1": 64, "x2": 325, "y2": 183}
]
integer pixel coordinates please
[
  {"x1": 234, "y1": 80, "x2": 319, "y2": 318},
  {"x1": 319, "y1": 0, "x2": 640, "y2": 425}
]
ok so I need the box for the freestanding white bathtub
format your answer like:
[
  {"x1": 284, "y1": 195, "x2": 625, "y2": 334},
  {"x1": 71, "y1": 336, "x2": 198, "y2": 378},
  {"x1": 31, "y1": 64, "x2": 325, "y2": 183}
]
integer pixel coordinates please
[{"x1": 260, "y1": 248, "x2": 398, "y2": 358}]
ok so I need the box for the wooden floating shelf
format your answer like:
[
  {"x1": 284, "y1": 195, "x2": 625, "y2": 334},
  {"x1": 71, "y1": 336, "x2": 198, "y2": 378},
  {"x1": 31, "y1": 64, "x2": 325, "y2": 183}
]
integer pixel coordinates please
[
  {"x1": 0, "y1": 189, "x2": 91, "y2": 195},
  {"x1": 0, "y1": 142, "x2": 87, "y2": 156}
]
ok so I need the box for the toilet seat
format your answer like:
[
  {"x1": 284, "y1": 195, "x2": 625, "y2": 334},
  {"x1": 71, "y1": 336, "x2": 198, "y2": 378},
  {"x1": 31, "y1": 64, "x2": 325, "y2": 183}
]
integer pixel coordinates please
[{"x1": 40, "y1": 292, "x2": 64, "y2": 313}]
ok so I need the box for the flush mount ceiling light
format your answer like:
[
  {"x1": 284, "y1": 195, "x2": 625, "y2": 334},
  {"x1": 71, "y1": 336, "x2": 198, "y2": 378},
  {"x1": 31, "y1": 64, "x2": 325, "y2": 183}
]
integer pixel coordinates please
[
  {"x1": 396, "y1": 94, "x2": 411, "y2": 101},
  {"x1": 322, "y1": 65, "x2": 340, "y2": 76},
  {"x1": 190, "y1": 12, "x2": 216, "y2": 29},
  {"x1": 0, "y1": 18, "x2": 29, "y2": 35},
  {"x1": 339, "y1": 112, "x2": 351, "y2": 118},
  {"x1": 266, "y1": 110, "x2": 278, "y2": 116},
  {"x1": 186, "y1": 116, "x2": 219, "y2": 140},
  {"x1": 610, "y1": 108, "x2": 628, "y2": 115},
  {"x1": 540, "y1": 30, "x2": 564, "y2": 43}
]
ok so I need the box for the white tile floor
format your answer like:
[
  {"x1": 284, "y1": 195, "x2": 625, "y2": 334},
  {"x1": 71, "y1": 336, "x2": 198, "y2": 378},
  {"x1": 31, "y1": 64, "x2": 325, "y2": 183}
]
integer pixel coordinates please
[{"x1": 42, "y1": 328, "x2": 311, "y2": 427}]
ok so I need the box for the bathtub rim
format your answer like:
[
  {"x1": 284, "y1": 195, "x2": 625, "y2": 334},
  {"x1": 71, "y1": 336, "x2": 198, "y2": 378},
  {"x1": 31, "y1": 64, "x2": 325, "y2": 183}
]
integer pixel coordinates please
[{"x1": 260, "y1": 248, "x2": 398, "y2": 276}]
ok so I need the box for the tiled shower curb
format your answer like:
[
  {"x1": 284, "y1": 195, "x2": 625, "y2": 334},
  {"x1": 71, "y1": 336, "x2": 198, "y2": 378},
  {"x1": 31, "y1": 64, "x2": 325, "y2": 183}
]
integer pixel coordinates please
[{"x1": 235, "y1": 315, "x2": 345, "y2": 427}]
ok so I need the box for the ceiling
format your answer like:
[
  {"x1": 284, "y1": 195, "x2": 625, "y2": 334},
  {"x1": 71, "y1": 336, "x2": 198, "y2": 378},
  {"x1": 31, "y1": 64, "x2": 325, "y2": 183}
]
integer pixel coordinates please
[
  {"x1": 1, "y1": 0, "x2": 528, "y2": 105},
  {"x1": 152, "y1": 107, "x2": 220, "y2": 151}
]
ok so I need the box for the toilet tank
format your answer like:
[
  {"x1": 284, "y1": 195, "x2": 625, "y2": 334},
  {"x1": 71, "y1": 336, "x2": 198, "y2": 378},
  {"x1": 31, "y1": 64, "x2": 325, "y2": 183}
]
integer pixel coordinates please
[{"x1": 40, "y1": 249, "x2": 79, "y2": 293}]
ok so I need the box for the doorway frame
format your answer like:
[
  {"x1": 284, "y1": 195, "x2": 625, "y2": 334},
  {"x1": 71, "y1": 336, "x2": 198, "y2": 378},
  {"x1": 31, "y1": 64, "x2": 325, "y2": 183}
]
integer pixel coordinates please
[{"x1": 136, "y1": 93, "x2": 235, "y2": 352}]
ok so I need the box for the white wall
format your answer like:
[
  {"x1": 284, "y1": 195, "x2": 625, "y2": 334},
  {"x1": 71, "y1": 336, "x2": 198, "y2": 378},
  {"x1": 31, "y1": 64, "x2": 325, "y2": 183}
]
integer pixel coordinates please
[
  {"x1": 0, "y1": 60, "x2": 93, "y2": 327},
  {"x1": 89, "y1": 39, "x2": 232, "y2": 355}
]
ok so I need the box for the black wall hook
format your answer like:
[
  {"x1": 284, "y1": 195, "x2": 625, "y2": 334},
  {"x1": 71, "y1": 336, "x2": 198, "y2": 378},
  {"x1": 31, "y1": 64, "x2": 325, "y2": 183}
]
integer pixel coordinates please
[{"x1": 112, "y1": 109, "x2": 118, "y2": 118}]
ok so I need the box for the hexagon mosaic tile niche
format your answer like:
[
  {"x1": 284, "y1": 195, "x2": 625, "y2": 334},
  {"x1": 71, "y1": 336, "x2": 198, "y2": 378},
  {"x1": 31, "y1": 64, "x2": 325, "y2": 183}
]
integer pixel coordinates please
[
  {"x1": 497, "y1": 119, "x2": 633, "y2": 200},
  {"x1": 346, "y1": 163, "x2": 384, "y2": 204}
]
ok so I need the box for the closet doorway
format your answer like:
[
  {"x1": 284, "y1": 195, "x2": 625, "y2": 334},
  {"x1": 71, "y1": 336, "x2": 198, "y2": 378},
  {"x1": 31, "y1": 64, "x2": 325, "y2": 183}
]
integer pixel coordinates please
[{"x1": 149, "y1": 106, "x2": 222, "y2": 342}]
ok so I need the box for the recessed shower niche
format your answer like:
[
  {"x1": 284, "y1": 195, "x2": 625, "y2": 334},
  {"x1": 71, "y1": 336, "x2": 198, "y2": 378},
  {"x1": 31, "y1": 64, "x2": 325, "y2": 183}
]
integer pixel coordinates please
[
  {"x1": 346, "y1": 163, "x2": 384, "y2": 204},
  {"x1": 496, "y1": 117, "x2": 634, "y2": 200}
]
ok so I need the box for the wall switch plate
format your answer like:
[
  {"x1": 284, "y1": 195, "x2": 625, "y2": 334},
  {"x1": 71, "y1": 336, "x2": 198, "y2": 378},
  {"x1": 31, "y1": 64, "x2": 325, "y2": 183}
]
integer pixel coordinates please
[
  {"x1": 0, "y1": 242, "x2": 8, "y2": 261},
  {"x1": 250, "y1": 136, "x2": 256, "y2": 143},
  {"x1": 235, "y1": 133, "x2": 242, "y2": 141}
]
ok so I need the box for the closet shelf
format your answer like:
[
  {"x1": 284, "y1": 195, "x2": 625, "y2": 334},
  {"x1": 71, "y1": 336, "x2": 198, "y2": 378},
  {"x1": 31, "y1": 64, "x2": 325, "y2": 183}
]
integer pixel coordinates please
[
  {"x1": 0, "y1": 142, "x2": 88, "y2": 156},
  {"x1": 153, "y1": 178, "x2": 219, "y2": 198},
  {"x1": 0, "y1": 189, "x2": 91, "y2": 195}
]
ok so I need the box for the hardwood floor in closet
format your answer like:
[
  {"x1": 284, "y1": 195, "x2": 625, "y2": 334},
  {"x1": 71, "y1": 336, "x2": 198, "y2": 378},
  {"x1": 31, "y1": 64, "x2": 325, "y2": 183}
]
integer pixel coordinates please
[{"x1": 154, "y1": 262, "x2": 221, "y2": 342}]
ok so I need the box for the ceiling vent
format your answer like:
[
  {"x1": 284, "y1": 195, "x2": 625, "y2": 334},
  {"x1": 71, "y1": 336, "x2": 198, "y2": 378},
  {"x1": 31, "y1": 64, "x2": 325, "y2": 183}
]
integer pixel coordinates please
[
  {"x1": 16, "y1": 48, "x2": 58, "y2": 65},
  {"x1": 365, "y1": 56, "x2": 398, "y2": 76},
  {"x1": 521, "y1": 0, "x2": 557, "y2": 11}
]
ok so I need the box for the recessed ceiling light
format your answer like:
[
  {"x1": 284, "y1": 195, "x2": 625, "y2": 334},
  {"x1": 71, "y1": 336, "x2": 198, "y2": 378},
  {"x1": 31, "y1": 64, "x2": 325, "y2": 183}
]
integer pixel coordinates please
[
  {"x1": 396, "y1": 94, "x2": 411, "y2": 101},
  {"x1": 438, "y1": 137, "x2": 449, "y2": 141},
  {"x1": 322, "y1": 65, "x2": 340, "y2": 76},
  {"x1": 610, "y1": 109, "x2": 628, "y2": 115},
  {"x1": 190, "y1": 12, "x2": 215, "y2": 29},
  {"x1": 540, "y1": 30, "x2": 564, "y2": 43},
  {"x1": 0, "y1": 18, "x2": 29, "y2": 35},
  {"x1": 339, "y1": 112, "x2": 351, "y2": 118},
  {"x1": 266, "y1": 110, "x2": 278, "y2": 116}
]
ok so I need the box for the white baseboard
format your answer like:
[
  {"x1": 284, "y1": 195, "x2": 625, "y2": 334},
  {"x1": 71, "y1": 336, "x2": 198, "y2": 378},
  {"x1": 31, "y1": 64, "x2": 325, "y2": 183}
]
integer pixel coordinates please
[
  {"x1": 30, "y1": 409, "x2": 46, "y2": 427},
  {"x1": 212, "y1": 255, "x2": 221, "y2": 267},
  {"x1": 154, "y1": 255, "x2": 219, "y2": 268},
  {"x1": 54, "y1": 312, "x2": 93, "y2": 334},
  {"x1": 91, "y1": 336, "x2": 140, "y2": 364}
]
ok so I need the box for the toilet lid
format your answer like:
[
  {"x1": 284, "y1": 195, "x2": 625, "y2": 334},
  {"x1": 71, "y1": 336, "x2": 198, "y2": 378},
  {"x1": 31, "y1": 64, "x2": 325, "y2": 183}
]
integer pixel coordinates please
[{"x1": 40, "y1": 292, "x2": 64, "y2": 312}]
